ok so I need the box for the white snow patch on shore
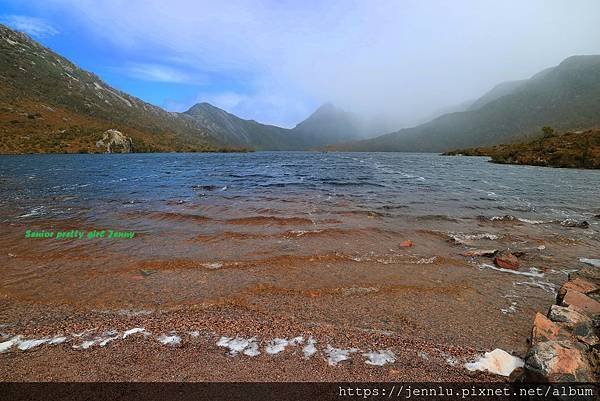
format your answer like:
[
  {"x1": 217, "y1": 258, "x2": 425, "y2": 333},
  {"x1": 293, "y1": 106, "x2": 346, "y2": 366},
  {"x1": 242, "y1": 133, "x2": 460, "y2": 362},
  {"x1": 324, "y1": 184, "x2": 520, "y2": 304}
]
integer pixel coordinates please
[
  {"x1": 0, "y1": 336, "x2": 22, "y2": 353},
  {"x1": 73, "y1": 340, "x2": 97, "y2": 350},
  {"x1": 302, "y1": 337, "x2": 317, "y2": 359},
  {"x1": 122, "y1": 328, "x2": 146, "y2": 338},
  {"x1": 265, "y1": 338, "x2": 289, "y2": 355},
  {"x1": 49, "y1": 336, "x2": 67, "y2": 345},
  {"x1": 363, "y1": 350, "x2": 395, "y2": 366},
  {"x1": 17, "y1": 338, "x2": 49, "y2": 351},
  {"x1": 217, "y1": 336, "x2": 258, "y2": 356},
  {"x1": 324, "y1": 345, "x2": 358, "y2": 366},
  {"x1": 157, "y1": 334, "x2": 181, "y2": 346},
  {"x1": 243, "y1": 340, "x2": 260, "y2": 357},
  {"x1": 465, "y1": 349, "x2": 524, "y2": 377}
]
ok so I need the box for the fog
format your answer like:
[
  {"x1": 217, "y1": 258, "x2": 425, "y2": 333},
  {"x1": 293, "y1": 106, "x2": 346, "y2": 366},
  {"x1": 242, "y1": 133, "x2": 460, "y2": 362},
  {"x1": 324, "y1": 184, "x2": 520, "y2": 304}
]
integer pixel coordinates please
[{"x1": 27, "y1": 0, "x2": 600, "y2": 129}]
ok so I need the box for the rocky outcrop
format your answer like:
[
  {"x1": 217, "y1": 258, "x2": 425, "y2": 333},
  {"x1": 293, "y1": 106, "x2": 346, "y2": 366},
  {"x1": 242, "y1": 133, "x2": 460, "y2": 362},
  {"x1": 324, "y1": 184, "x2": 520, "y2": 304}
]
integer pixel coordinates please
[
  {"x1": 523, "y1": 267, "x2": 599, "y2": 382},
  {"x1": 95, "y1": 129, "x2": 133, "y2": 153}
]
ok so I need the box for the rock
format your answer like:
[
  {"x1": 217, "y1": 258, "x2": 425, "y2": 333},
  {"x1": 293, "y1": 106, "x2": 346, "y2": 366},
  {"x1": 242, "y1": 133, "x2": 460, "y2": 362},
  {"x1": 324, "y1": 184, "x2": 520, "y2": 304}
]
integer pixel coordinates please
[
  {"x1": 525, "y1": 340, "x2": 594, "y2": 382},
  {"x1": 561, "y1": 290, "x2": 600, "y2": 317},
  {"x1": 571, "y1": 321, "x2": 599, "y2": 347},
  {"x1": 531, "y1": 313, "x2": 571, "y2": 344},
  {"x1": 494, "y1": 251, "x2": 520, "y2": 270},
  {"x1": 96, "y1": 129, "x2": 133, "y2": 153},
  {"x1": 464, "y1": 348, "x2": 524, "y2": 377},
  {"x1": 461, "y1": 249, "x2": 498, "y2": 257},
  {"x1": 548, "y1": 305, "x2": 592, "y2": 328},
  {"x1": 560, "y1": 219, "x2": 589, "y2": 229},
  {"x1": 557, "y1": 278, "x2": 598, "y2": 303},
  {"x1": 399, "y1": 240, "x2": 413, "y2": 248}
]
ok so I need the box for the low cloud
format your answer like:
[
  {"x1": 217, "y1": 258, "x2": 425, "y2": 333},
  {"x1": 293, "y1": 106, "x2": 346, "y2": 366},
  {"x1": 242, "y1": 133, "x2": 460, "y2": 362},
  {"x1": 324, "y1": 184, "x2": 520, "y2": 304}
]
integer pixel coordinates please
[{"x1": 20, "y1": 1, "x2": 600, "y2": 127}]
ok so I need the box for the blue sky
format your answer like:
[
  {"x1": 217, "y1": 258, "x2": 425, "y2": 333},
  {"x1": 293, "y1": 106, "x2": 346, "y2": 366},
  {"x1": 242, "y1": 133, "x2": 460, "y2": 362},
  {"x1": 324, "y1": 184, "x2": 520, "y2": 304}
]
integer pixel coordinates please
[{"x1": 2, "y1": 1, "x2": 600, "y2": 128}]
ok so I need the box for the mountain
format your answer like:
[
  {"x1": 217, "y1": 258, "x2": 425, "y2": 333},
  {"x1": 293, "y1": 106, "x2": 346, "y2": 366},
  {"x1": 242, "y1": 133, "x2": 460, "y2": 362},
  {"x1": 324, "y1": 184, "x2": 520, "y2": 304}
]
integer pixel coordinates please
[
  {"x1": 0, "y1": 24, "x2": 234, "y2": 153},
  {"x1": 467, "y1": 80, "x2": 526, "y2": 110},
  {"x1": 182, "y1": 101, "x2": 380, "y2": 150},
  {"x1": 339, "y1": 55, "x2": 600, "y2": 152},
  {"x1": 182, "y1": 102, "x2": 304, "y2": 150},
  {"x1": 290, "y1": 103, "x2": 372, "y2": 147}
]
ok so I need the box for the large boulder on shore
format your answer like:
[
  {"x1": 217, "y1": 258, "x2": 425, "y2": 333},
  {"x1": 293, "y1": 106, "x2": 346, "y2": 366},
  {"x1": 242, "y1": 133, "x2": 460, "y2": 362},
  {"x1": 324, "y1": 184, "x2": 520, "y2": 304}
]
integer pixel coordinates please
[
  {"x1": 525, "y1": 340, "x2": 595, "y2": 382},
  {"x1": 96, "y1": 129, "x2": 133, "y2": 153}
]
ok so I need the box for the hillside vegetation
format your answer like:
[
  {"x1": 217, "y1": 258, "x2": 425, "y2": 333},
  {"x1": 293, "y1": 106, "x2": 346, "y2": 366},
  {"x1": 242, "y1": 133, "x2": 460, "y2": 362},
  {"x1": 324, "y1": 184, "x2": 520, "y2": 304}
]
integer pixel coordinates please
[{"x1": 444, "y1": 128, "x2": 600, "y2": 169}]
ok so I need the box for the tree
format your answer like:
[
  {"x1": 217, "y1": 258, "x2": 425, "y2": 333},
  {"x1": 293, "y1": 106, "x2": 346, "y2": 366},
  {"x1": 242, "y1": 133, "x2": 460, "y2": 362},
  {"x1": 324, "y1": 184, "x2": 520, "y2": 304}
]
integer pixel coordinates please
[{"x1": 541, "y1": 126, "x2": 555, "y2": 139}]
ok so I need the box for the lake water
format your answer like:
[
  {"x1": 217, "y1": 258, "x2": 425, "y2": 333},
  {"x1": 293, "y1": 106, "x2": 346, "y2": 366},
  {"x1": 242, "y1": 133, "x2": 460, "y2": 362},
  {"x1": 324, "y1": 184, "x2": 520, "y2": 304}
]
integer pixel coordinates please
[{"x1": 1, "y1": 152, "x2": 599, "y2": 377}]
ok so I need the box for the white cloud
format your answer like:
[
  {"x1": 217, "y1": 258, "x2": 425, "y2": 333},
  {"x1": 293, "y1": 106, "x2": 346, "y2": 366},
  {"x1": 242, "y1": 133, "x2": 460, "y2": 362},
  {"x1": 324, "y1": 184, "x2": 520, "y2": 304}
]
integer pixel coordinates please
[
  {"x1": 31, "y1": 0, "x2": 600, "y2": 127},
  {"x1": 0, "y1": 15, "x2": 58, "y2": 38},
  {"x1": 124, "y1": 63, "x2": 202, "y2": 84}
]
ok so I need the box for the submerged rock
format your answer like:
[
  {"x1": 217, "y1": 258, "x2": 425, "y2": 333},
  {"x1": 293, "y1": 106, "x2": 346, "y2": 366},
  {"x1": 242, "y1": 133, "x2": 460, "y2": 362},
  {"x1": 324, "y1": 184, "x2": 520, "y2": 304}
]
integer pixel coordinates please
[
  {"x1": 399, "y1": 240, "x2": 413, "y2": 248},
  {"x1": 461, "y1": 249, "x2": 498, "y2": 257},
  {"x1": 494, "y1": 250, "x2": 520, "y2": 270},
  {"x1": 96, "y1": 129, "x2": 133, "y2": 153}
]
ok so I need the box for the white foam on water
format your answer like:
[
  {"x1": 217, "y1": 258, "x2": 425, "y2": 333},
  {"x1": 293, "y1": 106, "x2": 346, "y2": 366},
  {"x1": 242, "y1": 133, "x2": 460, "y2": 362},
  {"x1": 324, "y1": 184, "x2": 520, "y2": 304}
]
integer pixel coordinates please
[
  {"x1": 517, "y1": 218, "x2": 545, "y2": 224},
  {"x1": 202, "y1": 262, "x2": 223, "y2": 270},
  {"x1": 122, "y1": 328, "x2": 146, "y2": 339},
  {"x1": 265, "y1": 338, "x2": 289, "y2": 355},
  {"x1": 363, "y1": 350, "x2": 396, "y2": 366},
  {"x1": 465, "y1": 349, "x2": 524, "y2": 377},
  {"x1": 515, "y1": 279, "x2": 556, "y2": 294},
  {"x1": 501, "y1": 302, "x2": 517, "y2": 315},
  {"x1": 415, "y1": 257, "x2": 437, "y2": 264},
  {"x1": 302, "y1": 337, "x2": 317, "y2": 359},
  {"x1": 17, "y1": 338, "x2": 49, "y2": 351},
  {"x1": 579, "y1": 258, "x2": 600, "y2": 267},
  {"x1": 479, "y1": 263, "x2": 544, "y2": 278},
  {"x1": 157, "y1": 334, "x2": 181, "y2": 346},
  {"x1": 324, "y1": 345, "x2": 358, "y2": 366}
]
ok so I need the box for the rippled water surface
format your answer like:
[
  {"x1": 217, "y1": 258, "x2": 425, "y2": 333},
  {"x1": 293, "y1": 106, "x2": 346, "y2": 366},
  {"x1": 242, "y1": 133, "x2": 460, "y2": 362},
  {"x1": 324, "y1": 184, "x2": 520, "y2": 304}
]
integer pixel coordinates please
[{"x1": 1, "y1": 152, "x2": 599, "y2": 354}]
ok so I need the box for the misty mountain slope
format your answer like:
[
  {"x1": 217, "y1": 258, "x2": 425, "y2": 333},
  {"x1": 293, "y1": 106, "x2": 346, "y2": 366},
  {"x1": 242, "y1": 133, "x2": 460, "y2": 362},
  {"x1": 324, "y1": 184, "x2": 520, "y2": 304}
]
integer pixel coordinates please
[
  {"x1": 341, "y1": 55, "x2": 600, "y2": 152},
  {"x1": 0, "y1": 24, "x2": 229, "y2": 153},
  {"x1": 181, "y1": 102, "x2": 304, "y2": 150},
  {"x1": 289, "y1": 103, "x2": 370, "y2": 147},
  {"x1": 467, "y1": 80, "x2": 526, "y2": 110}
]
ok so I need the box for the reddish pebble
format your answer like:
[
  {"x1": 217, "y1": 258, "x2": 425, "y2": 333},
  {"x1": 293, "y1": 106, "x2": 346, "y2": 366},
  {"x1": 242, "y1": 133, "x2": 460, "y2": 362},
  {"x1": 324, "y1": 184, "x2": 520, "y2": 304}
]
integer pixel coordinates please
[{"x1": 400, "y1": 240, "x2": 413, "y2": 248}]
